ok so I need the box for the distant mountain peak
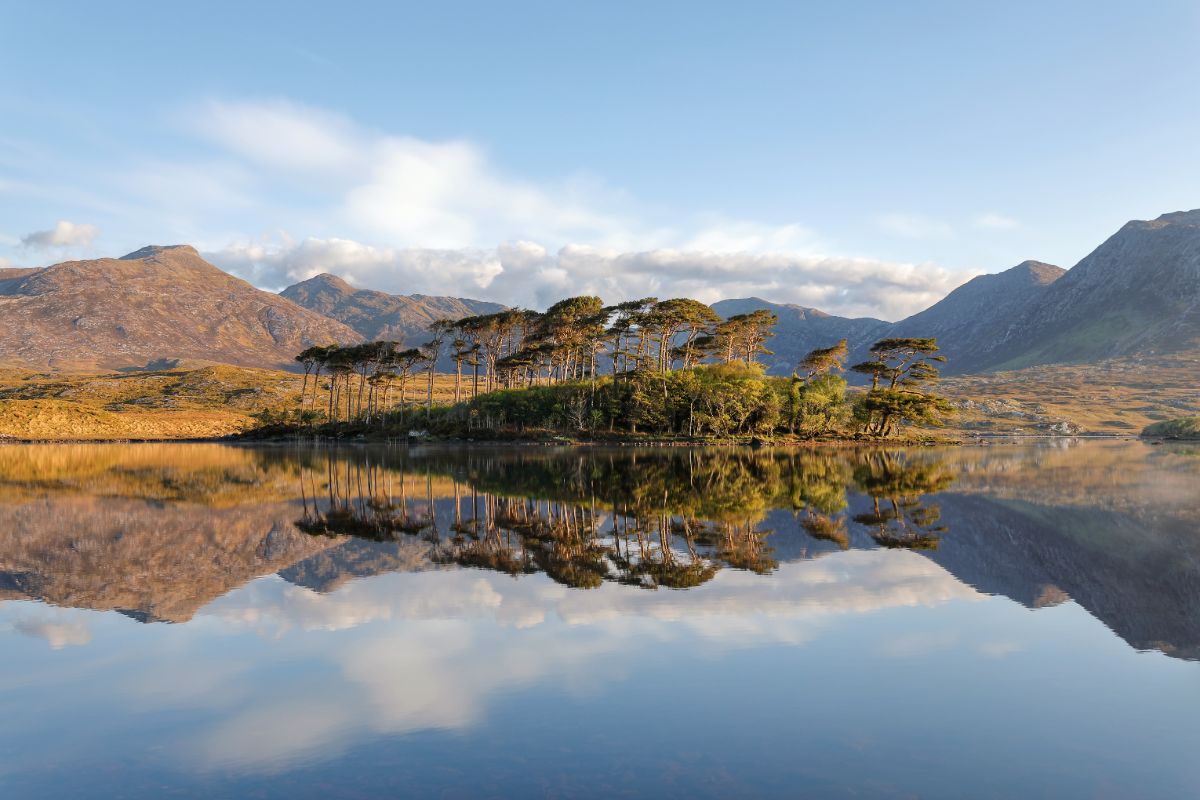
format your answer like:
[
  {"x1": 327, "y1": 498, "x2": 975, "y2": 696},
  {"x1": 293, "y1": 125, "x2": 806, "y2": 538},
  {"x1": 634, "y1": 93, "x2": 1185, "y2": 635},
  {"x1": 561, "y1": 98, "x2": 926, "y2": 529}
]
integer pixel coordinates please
[
  {"x1": 280, "y1": 277, "x2": 505, "y2": 361},
  {"x1": 1011, "y1": 260, "x2": 1065, "y2": 283},
  {"x1": 293, "y1": 272, "x2": 356, "y2": 293},
  {"x1": 119, "y1": 244, "x2": 201, "y2": 261},
  {"x1": 0, "y1": 249, "x2": 358, "y2": 371}
]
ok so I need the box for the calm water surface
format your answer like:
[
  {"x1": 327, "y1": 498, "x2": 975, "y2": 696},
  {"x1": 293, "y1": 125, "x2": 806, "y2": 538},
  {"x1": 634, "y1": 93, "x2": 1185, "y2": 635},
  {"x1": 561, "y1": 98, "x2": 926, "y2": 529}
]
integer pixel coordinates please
[{"x1": 1, "y1": 440, "x2": 1198, "y2": 798}]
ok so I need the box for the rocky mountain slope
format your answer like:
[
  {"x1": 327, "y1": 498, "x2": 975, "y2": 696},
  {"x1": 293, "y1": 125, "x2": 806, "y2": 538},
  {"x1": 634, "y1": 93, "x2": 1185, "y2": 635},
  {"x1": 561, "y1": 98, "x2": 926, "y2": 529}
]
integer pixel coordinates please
[
  {"x1": 281, "y1": 272, "x2": 504, "y2": 346},
  {"x1": 886, "y1": 260, "x2": 1065, "y2": 373},
  {"x1": 0, "y1": 245, "x2": 360, "y2": 371},
  {"x1": 725, "y1": 210, "x2": 1199, "y2": 375},
  {"x1": 978, "y1": 210, "x2": 1200, "y2": 370}
]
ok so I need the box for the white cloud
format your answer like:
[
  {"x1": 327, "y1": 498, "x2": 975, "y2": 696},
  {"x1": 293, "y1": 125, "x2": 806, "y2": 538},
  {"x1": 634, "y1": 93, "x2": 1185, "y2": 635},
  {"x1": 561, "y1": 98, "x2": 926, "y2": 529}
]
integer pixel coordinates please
[
  {"x1": 20, "y1": 220, "x2": 100, "y2": 249},
  {"x1": 212, "y1": 237, "x2": 504, "y2": 295},
  {"x1": 972, "y1": 212, "x2": 1019, "y2": 230},
  {"x1": 11, "y1": 615, "x2": 92, "y2": 649},
  {"x1": 682, "y1": 220, "x2": 822, "y2": 253},
  {"x1": 877, "y1": 213, "x2": 954, "y2": 240},
  {"x1": 208, "y1": 237, "x2": 965, "y2": 320},
  {"x1": 0, "y1": 98, "x2": 976, "y2": 319},
  {"x1": 176, "y1": 549, "x2": 981, "y2": 769},
  {"x1": 191, "y1": 99, "x2": 632, "y2": 249}
]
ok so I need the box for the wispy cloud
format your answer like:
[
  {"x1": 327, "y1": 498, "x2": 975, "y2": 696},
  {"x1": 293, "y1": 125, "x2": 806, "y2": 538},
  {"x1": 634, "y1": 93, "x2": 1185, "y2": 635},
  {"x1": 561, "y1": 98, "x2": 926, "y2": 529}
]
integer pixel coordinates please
[
  {"x1": 972, "y1": 212, "x2": 1019, "y2": 230},
  {"x1": 877, "y1": 213, "x2": 954, "y2": 240}
]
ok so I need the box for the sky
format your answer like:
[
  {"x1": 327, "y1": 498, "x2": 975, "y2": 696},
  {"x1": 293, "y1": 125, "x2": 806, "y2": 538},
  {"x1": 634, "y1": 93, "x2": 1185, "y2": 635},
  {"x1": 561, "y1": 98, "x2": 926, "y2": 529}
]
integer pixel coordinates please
[{"x1": 2, "y1": 0, "x2": 1198, "y2": 320}]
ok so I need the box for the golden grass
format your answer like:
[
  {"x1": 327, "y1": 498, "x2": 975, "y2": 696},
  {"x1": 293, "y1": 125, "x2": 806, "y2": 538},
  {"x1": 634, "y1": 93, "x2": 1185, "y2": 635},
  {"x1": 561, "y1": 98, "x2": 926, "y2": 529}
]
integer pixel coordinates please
[
  {"x1": 0, "y1": 353, "x2": 1196, "y2": 440},
  {"x1": 0, "y1": 366, "x2": 468, "y2": 440},
  {"x1": 937, "y1": 353, "x2": 1200, "y2": 435}
]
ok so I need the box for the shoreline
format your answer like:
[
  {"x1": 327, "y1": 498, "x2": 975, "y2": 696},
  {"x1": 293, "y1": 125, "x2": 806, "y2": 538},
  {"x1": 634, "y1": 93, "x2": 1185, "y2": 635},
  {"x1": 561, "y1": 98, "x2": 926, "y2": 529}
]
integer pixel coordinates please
[{"x1": 0, "y1": 431, "x2": 1149, "y2": 446}]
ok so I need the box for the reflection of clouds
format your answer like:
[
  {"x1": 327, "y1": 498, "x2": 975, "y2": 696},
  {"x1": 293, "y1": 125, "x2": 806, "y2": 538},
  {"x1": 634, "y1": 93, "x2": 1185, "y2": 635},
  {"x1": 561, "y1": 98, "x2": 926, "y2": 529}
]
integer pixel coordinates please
[
  {"x1": 178, "y1": 550, "x2": 982, "y2": 770},
  {"x1": 2, "y1": 550, "x2": 984, "y2": 775},
  {"x1": 555, "y1": 551, "x2": 978, "y2": 636},
  {"x1": 978, "y1": 640, "x2": 1025, "y2": 658},
  {"x1": 205, "y1": 550, "x2": 978, "y2": 641},
  {"x1": 877, "y1": 630, "x2": 959, "y2": 658},
  {"x1": 197, "y1": 699, "x2": 359, "y2": 772},
  {"x1": 6, "y1": 611, "x2": 92, "y2": 649},
  {"x1": 205, "y1": 574, "x2": 507, "y2": 636}
]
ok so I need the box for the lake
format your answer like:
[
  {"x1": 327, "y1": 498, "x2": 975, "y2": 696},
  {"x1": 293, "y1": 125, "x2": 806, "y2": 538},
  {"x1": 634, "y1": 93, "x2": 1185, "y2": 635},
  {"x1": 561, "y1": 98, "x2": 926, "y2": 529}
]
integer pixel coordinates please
[{"x1": 1, "y1": 440, "x2": 1198, "y2": 798}]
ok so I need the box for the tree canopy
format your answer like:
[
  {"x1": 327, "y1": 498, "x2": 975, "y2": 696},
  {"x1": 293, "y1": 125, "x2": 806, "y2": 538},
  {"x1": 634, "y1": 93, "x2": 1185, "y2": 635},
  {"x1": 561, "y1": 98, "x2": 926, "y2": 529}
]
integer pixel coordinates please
[{"x1": 287, "y1": 294, "x2": 951, "y2": 440}]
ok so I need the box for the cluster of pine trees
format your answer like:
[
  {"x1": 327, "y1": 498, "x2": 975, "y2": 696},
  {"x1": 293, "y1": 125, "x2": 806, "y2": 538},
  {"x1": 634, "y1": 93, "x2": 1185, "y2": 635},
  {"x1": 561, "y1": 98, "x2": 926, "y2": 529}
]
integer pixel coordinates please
[{"x1": 288, "y1": 294, "x2": 950, "y2": 438}]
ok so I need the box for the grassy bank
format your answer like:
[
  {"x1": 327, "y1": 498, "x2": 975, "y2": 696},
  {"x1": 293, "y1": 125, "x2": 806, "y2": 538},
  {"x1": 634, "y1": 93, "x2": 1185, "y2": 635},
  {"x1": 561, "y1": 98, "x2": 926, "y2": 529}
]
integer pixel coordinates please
[
  {"x1": 0, "y1": 366, "x2": 310, "y2": 441},
  {"x1": 1, "y1": 354, "x2": 1195, "y2": 442},
  {"x1": 1141, "y1": 416, "x2": 1200, "y2": 439}
]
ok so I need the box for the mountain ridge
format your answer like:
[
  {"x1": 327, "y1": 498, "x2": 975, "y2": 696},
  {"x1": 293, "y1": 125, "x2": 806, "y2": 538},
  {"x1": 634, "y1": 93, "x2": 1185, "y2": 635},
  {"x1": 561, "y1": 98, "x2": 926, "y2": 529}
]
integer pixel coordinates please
[
  {"x1": 4, "y1": 208, "x2": 1198, "y2": 377},
  {"x1": 280, "y1": 273, "x2": 505, "y2": 356},
  {"x1": 0, "y1": 245, "x2": 360, "y2": 371},
  {"x1": 723, "y1": 209, "x2": 1199, "y2": 375}
]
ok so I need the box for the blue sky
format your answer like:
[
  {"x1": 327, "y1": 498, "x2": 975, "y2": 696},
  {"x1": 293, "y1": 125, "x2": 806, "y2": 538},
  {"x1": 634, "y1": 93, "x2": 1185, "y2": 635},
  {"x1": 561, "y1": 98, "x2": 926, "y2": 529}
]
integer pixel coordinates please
[{"x1": 2, "y1": 0, "x2": 1198, "y2": 318}]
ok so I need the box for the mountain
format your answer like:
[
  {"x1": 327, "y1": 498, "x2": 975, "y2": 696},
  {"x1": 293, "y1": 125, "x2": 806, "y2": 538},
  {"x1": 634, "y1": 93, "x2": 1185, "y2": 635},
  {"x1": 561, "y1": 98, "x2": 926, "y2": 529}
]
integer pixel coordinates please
[
  {"x1": 974, "y1": 210, "x2": 1200, "y2": 371},
  {"x1": 723, "y1": 209, "x2": 1200, "y2": 376},
  {"x1": 885, "y1": 260, "x2": 1065, "y2": 373},
  {"x1": 6, "y1": 208, "x2": 1198, "y2": 377},
  {"x1": 281, "y1": 273, "x2": 505, "y2": 348},
  {"x1": 0, "y1": 246, "x2": 360, "y2": 371},
  {"x1": 719, "y1": 261, "x2": 1067, "y2": 376},
  {"x1": 711, "y1": 298, "x2": 888, "y2": 373}
]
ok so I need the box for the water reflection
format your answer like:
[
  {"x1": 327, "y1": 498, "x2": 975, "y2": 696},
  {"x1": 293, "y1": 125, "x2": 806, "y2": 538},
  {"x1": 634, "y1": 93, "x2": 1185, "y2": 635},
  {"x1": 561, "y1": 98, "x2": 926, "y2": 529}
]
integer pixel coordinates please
[
  {"x1": 292, "y1": 448, "x2": 965, "y2": 591},
  {"x1": 1, "y1": 441, "x2": 1199, "y2": 657},
  {"x1": 2, "y1": 441, "x2": 1200, "y2": 797}
]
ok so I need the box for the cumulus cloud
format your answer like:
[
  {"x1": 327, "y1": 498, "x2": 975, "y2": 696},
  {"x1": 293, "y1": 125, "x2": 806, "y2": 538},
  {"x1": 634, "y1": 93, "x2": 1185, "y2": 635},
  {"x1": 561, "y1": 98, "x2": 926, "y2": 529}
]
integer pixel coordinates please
[
  {"x1": 190, "y1": 98, "x2": 633, "y2": 249},
  {"x1": 972, "y1": 212, "x2": 1019, "y2": 230},
  {"x1": 12, "y1": 617, "x2": 92, "y2": 649},
  {"x1": 13, "y1": 96, "x2": 971, "y2": 319},
  {"x1": 209, "y1": 237, "x2": 965, "y2": 320},
  {"x1": 20, "y1": 220, "x2": 99, "y2": 249}
]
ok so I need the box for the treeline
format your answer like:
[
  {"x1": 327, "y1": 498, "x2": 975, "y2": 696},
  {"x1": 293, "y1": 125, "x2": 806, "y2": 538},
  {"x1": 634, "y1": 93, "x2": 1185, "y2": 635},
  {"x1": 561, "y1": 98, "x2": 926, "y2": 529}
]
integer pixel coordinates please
[{"x1": 285, "y1": 294, "x2": 951, "y2": 438}]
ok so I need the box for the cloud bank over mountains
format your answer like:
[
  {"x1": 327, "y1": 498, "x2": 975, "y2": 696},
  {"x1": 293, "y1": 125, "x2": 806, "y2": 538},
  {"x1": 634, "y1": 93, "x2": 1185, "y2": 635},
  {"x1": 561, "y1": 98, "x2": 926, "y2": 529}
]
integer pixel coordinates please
[{"x1": 210, "y1": 237, "x2": 965, "y2": 320}]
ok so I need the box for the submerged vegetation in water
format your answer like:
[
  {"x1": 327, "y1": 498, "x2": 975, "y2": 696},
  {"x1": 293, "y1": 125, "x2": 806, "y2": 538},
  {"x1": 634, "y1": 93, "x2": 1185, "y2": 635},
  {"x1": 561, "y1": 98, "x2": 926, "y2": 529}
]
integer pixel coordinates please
[{"x1": 269, "y1": 296, "x2": 953, "y2": 440}]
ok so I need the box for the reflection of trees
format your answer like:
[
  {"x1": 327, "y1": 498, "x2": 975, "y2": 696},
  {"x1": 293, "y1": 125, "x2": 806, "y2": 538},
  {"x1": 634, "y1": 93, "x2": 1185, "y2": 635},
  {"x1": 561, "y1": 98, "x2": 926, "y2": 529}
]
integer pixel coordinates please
[
  {"x1": 294, "y1": 446, "x2": 956, "y2": 589},
  {"x1": 298, "y1": 453, "x2": 435, "y2": 542},
  {"x1": 850, "y1": 452, "x2": 956, "y2": 550}
]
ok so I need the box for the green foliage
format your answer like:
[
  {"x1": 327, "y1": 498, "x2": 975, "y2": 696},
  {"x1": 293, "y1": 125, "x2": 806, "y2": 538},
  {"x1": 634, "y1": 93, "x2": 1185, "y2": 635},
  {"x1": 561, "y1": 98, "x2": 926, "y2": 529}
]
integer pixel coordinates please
[
  {"x1": 1141, "y1": 416, "x2": 1200, "y2": 439},
  {"x1": 290, "y1": 293, "x2": 952, "y2": 440},
  {"x1": 793, "y1": 374, "x2": 849, "y2": 434},
  {"x1": 851, "y1": 337, "x2": 953, "y2": 435},
  {"x1": 441, "y1": 364, "x2": 806, "y2": 438}
]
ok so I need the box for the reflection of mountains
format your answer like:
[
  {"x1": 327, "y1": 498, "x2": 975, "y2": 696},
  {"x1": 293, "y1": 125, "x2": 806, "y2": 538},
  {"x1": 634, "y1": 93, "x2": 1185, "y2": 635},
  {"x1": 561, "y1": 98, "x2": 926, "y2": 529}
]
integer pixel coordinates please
[
  {"x1": 925, "y1": 494, "x2": 1200, "y2": 660},
  {"x1": 279, "y1": 538, "x2": 434, "y2": 593},
  {"x1": 1, "y1": 442, "x2": 1198, "y2": 660},
  {"x1": 0, "y1": 497, "x2": 332, "y2": 622}
]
